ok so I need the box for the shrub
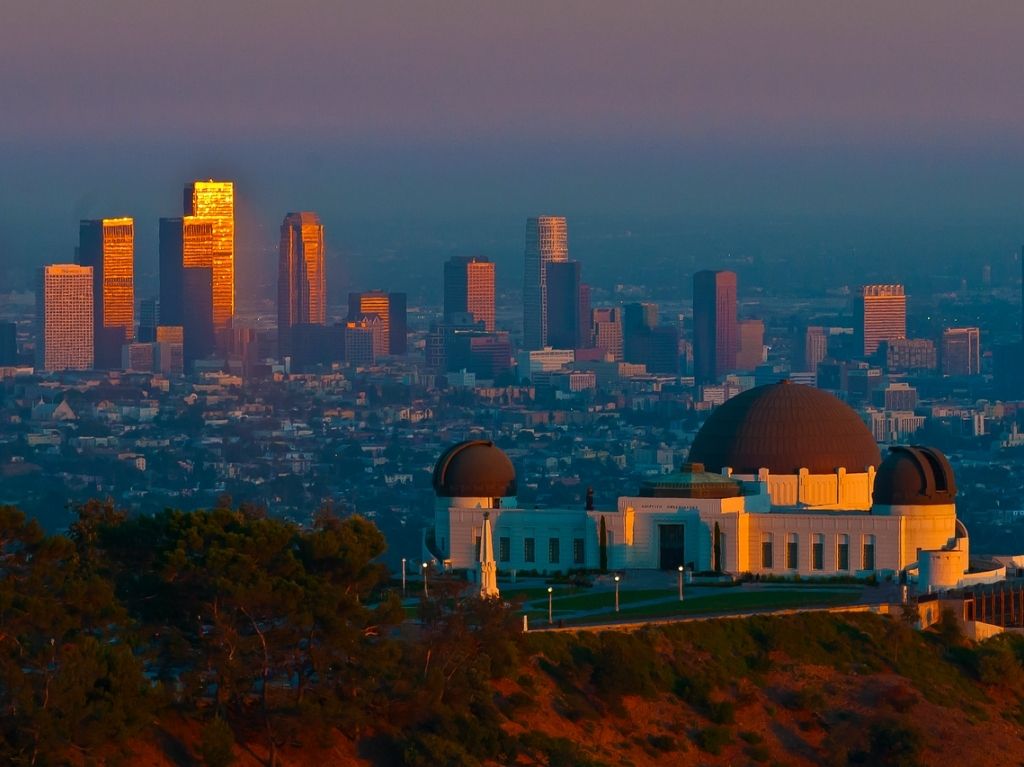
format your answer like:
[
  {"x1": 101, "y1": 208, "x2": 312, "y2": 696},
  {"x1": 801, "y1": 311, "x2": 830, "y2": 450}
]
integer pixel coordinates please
[
  {"x1": 694, "y1": 725, "x2": 733, "y2": 755},
  {"x1": 200, "y1": 717, "x2": 235, "y2": 767},
  {"x1": 708, "y1": 700, "x2": 735, "y2": 725}
]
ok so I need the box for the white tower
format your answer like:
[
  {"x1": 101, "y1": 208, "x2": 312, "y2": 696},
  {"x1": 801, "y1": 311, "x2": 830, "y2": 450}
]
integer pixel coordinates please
[{"x1": 479, "y1": 512, "x2": 499, "y2": 599}]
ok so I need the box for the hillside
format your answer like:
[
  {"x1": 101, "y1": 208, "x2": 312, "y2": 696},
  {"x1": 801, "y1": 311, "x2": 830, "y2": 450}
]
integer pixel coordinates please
[
  {"x1": 5, "y1": 503, "x2": 1024, "y2": 766},
  {"x1": 106, "y1": 612, "x2": 1024, "y2": 767}
]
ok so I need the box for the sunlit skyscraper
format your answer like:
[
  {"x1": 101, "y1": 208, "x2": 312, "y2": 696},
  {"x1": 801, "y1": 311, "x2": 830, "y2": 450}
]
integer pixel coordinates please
[
  {"x1": 855, "y1": 284, "x2": 906, "y2": 357},
  {"x1": 278, "y1": 212, "x2": 326, "y2": 358},
  {"x1": 523, "y1": 216, "x2": 568, "y2": 350},
  {"x1": 348, "y1": 290, "x2": 407, "y2": 356},
  {"x1": 160, "y1": 217, "x2": 216, "y2": 363},
  {"x1": 693, "y1": 270, "x2": 738, "y2": 384},
  {"x1": 183, "y1": 180, "x2": 234, "y2": 329},
  {"x1": 444, "y1": 256, "x2": 495, "y2": 332},
  {"x1": 77, "y1": 218, "x2": 134, "y2": 368},
  {"x1": 36, "y1": 264, "x2": 94, "y2": 371}
]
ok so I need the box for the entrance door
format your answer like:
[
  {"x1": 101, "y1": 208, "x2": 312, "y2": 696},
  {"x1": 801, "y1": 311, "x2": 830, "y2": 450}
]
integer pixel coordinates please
[{"x1": 659, "y1": 524, "x2": 685, "y2": 570}]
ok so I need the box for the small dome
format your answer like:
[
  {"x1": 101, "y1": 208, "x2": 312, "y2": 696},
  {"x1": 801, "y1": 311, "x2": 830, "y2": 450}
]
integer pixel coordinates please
[
  {"x1": 873, "y1": 446, "x2": 957, "y2": 506},
  {"x1": 639, "y1": 463, "x2": 743, "y2": 499},
  {"x1": 688, "y1": 381, "x2": 881, "y2": 475},
  {"x1": 432, "y1": 440, "x2": 517, "y2": 498}
]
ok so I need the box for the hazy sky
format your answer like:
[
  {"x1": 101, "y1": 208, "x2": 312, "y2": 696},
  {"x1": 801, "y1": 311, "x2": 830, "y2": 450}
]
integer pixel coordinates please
[{"x1": 2, "y1": 1, "x2": 1023, "y2": 299}]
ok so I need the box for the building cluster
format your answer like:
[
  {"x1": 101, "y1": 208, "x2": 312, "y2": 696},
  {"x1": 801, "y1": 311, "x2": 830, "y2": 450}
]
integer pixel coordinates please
[
  {"x1": 8, "y1": 200, "x2": 1024, "y2": 568},
  {"x1": 33, "y1": 181, "x2": 409, "y2": 377}
]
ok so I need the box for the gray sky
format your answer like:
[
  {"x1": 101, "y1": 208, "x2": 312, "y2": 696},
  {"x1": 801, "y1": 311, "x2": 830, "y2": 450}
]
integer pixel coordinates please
[{"x1": 1, "y1": 1, "x2": 1022, "y2": 298}]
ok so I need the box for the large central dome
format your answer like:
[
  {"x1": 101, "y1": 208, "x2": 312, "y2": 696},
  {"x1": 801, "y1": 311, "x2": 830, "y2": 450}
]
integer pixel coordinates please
[{"x1": 688, "y1": 381, "x2": 881, "y2": 475}]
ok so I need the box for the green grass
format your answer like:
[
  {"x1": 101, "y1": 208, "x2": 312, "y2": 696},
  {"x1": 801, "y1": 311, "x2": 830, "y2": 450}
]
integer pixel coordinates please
[
  {"x1": 542, "y1": 588, "x2": 677, "y2": 611},
  {"x1": 570, "y1": 589, "x2": 861, "y2": 624},
  {"x1": 500, "y1": 585, "x2": 576, "y2": 601}
]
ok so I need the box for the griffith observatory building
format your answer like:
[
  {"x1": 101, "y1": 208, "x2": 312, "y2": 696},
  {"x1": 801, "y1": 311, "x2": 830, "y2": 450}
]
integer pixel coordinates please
[{"x1": 424, "y1": 381, "x2": 1001, "y2": 594}]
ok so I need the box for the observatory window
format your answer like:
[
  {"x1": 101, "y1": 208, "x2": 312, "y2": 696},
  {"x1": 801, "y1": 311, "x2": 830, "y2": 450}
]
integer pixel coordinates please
[
  {"x1": 548, "y1": 537, "x2": 560, "y2": 565},
  {"x1": 862, "y1": 534, "x2": 876, "y2": 571},
  {"x1": 812, "y1": 534, "x2": 824, "y2": 571},
  {"x1": 499, "y1": 536, "x2": 510, "y2": 563},
  {"x1": 786, "y1": 533, "x2": 799, "y2": 569},
  {"x1": 573, "y1": 538, "x2": 585, "y2": 565},
  {"x1": 524, "y1": 537, "x2": 535, "y2": 563},
  {"x1": 837, "y1": 534, "x2": 850, "y2": 571},
  {"x1": 761, "y1": 533, "x2": 773, "y2": 569}
]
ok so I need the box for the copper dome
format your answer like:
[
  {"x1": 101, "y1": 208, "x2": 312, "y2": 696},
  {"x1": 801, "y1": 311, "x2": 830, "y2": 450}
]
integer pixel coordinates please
[
  {"x1": 873, "y1": 446, "x2": 957, "y2": 506},
  {"x1": 687, "y1": 381, "x2": 881, "y2": 475},
  {"x1": 432, "y1": 440, "x2": 517, "y2": 498}
]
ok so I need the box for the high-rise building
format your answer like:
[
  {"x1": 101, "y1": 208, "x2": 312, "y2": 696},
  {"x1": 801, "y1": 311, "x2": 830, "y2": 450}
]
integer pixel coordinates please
[
  {"x1": 803, "y1": 326, "x2": 828, "y2": 371},
  {"x1": 347, "y1": 291, "x2": 407, "y2": 356},
  {"x1": 344, "y1": 317, "x2": 379, "y2": 365},
  {"x1": 77, "y1": 218, "x2": 134, "y2": 368},
  {"x1": 183, "y1": 180, "x2": 234, "y2": 329},
  {"x1": 883, "y1": 338, "x2": 936, "y2": 372},
  {"x1": 155, "y1": 325, "x2": 185, "y2": 377},
  {"x1": 278, "y1": 212, "x2": 326, "y2": 358},
  {"x1": 444, "y1": 256, "x2": 495, "y2": 331},
  {"x1": 855, "y1": 284, "x2": 906, "y2": 357},
  {"x1": 160, "y1": 217, "x2": 216, "y2": 363},
  {"x1": 592, "y1": 307, "x2": 623, "y2": 361},
  {"x1": 546, "y1": 261, "x2": 585, "y2": 349},
  {"x1": 693, "y1": 270, "x2": 738, "y2": 384},
  {"x1": 138, "y1": 298, "x2": 159, "y2": 342},
  {"x1": 0, "y1": 322, "x2": 17, "y2": 366},
  {"x1": 523, "y1": 216, "x2": 568, "y2": 349},
  {"x1": 36, "y1": 265, "x2": 94, "y2": 371},
  {"x1": 942, "y1": 328, "x2": 981, "y2": 376},
  {"x1": 736, "y1": 319, "x2": 765, "y2": 371},
  {"x1": 623, "y1": 302, "x2": 658, "y2": 364}
]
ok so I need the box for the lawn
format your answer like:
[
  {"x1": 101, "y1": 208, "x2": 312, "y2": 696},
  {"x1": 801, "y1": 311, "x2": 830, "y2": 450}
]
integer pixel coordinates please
[{"x1": 574, "y1": 588, "x2": 862, "y2": 624}]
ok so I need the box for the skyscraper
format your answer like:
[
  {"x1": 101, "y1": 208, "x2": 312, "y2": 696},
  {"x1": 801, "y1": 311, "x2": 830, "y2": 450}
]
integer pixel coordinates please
[
  {"x1": 348, "y1": 291, "x2": 407, "y2": 356},
  {"x1": 160, "y1": 217, "x2": 216, "y2": 363},
  {"x1": 623, "y1": 302, "x2": 659, "y2": 364},
  {"x1": 77, "y1": 218, "x2": 134, "y2": 368},
  {"x1": 592, "y1": 307, "x2": 623, "y2": 361},
  {"x1": 183, "y1": 180, "x2": 234, "y2": 329},
  {"x1": 138, "y1": 298, "x2": 159, "y2": 343},
  {"x1": 545, "y1": 260, "x2": 584, "y2": 349},
  {"x1": 278, "y1": 212, "x2": 326, "y2": 358},
  {"x1": 693, "y1": 270, "x2": 738, "y2": 384},
  {"x1": 942, "y1": 328, "x2": 981, "y2": 376},
  {"x1": 36, "y1": 265, "x2": 94, "y2": 371},
  {"x1": 523, "y1": 216, "x2": 568, "y2": 350},
  {"x1": 0, "y1": 322, "x2": 17, "y2": 365},
  {"x1": 444, "y1": 256, "x2": 495, "y2": 331},
  {"x1": 855, "y1": 284, "x2": 906, "y2": 357},
  {"x1": 803, "y1": 326, "x2": 828, "y2": 371},
  {"x1": 736, "y1": 319, "x2": 765, "y2": 371}
]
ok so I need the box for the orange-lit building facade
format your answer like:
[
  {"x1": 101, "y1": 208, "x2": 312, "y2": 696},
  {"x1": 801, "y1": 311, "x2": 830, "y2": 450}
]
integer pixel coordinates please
[
  {"x1": 36, "y1": 264, "x2": 94, "y2": 371},
  {"x1": 523, "y1": 216, "x2": 568, "y2": 349},
  {"x1": 347, "y1": 290, "x2": 407, "y2": 356},
  {"x1": 159, "y1": 216, "x2": 216, "y2": 364},
  {"x1": 444, "y1": 256, "x2": 495, "y2": 329},
  {"x1": 444, "y1": 256, "x2": 495, "y2": 332},
  {"x1": 278, "y1": 212, "x2": 326, "y2": 357},
  {"x1": 184, "y1": 180, "x2": 235, "y2": 329},
  {"x1": 856, "y1": 284, "x2": 906, "y2": 357},
  {"x1": 78, "y1": 218, "x2": 134, "y2": 368}
]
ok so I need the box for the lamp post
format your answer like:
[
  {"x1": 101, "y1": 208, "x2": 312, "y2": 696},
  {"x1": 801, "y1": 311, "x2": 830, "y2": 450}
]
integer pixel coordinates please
[
  {"x1": 547, "y1": 586, "x2": 553, "y2": 624},
  {"x1": 678, "y1": 565, "x2": 684, "y2": 602},
  {"x1": 614, "y1": 574, "x2": 621, "y2": 612},
  {"x1": 422, "y1": 561, "x2": 429, "y2": 598},
  {"x1": 401, "y1": 558, "x2": 407, "y2": 596}
]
